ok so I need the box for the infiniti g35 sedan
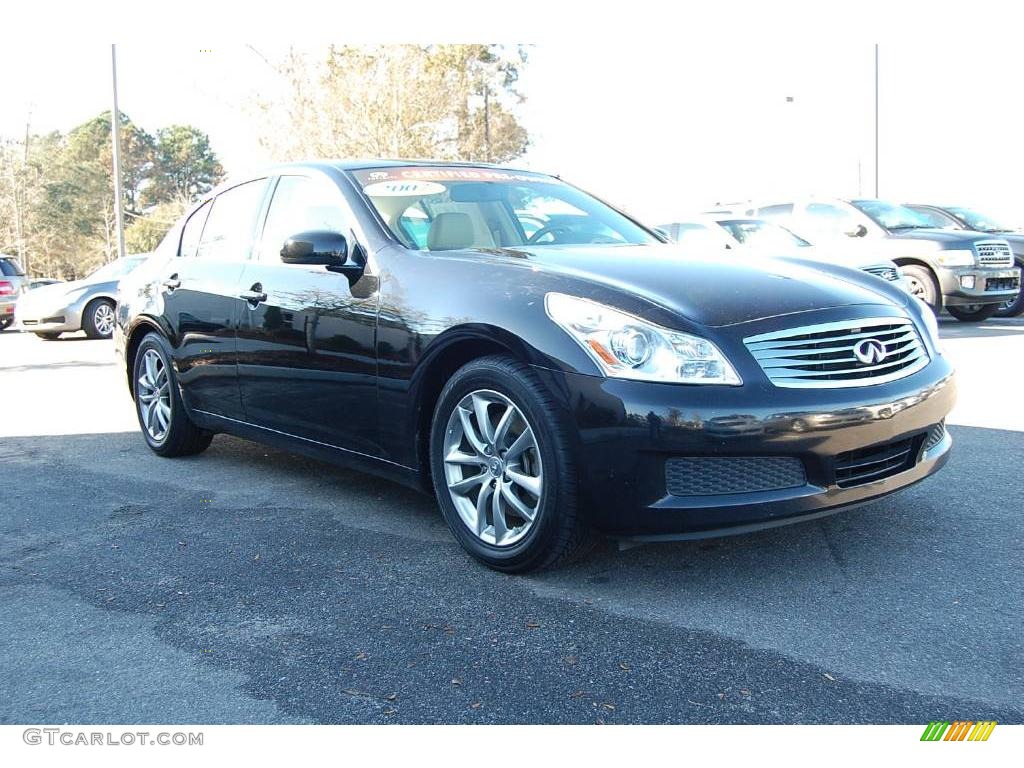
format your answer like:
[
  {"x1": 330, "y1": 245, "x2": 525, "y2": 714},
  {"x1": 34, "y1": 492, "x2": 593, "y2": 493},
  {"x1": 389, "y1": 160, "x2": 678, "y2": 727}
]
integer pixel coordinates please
[{"x1": 115, "y1": 161, "x2": 955, "y2": 572}]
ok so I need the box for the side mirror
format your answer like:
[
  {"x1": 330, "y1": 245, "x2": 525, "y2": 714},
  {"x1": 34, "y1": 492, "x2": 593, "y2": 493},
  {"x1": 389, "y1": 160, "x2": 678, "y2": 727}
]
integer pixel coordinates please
[
  {"x1": 281, "y1": 230, "x2": 348, "y2": 267},
  {"x1": 845, "y1": 224, "x2": 868, "y2": 238}
]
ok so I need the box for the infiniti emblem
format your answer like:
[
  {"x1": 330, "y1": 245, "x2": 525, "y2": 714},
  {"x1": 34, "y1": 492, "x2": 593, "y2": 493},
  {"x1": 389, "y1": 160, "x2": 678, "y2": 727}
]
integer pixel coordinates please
[{"x1": 853, "y1": 338, "x2": 887, "y2": 365}]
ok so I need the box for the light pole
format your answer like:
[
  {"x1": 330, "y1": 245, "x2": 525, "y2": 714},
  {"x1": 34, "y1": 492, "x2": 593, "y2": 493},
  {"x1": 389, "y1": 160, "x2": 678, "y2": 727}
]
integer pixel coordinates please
[
  {"x1": 874, "y1": 43, "x2": 880, "y2": 198},
  {"x1": 110, "y1": 44, "x2": 126, "y2": 262}
]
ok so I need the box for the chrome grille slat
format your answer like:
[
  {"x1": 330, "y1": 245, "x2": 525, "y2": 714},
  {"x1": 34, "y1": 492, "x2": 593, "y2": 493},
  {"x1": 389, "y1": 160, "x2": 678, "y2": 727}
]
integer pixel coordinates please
[
  {"x1": 974, "y1": 240, "x2": 1013, "y2": 268},
  {"x1": 744, "y1": 316, "x2": 930, "y2": 389},
  {"x1": 754, "y1": 332, "x2": 919, "y2": 362}
]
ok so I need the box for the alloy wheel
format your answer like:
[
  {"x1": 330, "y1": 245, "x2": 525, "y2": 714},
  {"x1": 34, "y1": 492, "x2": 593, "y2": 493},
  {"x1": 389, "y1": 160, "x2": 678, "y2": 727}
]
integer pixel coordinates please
[
  {"x1": 137, "y1": 349, "x2": 172, "y2": 442},
  {"x1": 94, "y1": 303, "x2": 115, "y2": 336},
  {"x1": 442, "y1": 389, "x2": 543, "y2": 547}
]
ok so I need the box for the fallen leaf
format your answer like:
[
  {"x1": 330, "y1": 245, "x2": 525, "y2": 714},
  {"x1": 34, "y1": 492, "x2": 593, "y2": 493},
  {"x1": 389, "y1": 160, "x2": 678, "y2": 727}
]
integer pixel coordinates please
[
  {"x1": 564, "y1": 655, "x2": 577, "y2": 666},
  {"x1": 823, "y1": 673, "x2": 836, "y2": 682},
  {"x1": 569, "y1": 690, "x2": 589, "y2": 699},
  {"x1": 383, "y1": 707, "x2": 397, "y2": 716},
  {"x1": 354, "y1": 652, "x2": 369, "y2": 661},
  {"x1": 451, "y1": 677, "x2": 463, "y2": 686},
  {"x1": 384, "y1": 693, "x2": 398, "y2": 701},
  {"x1": 470, "y1": 702, "x2": 482, "y2": 709},
  {"x1": 740, "y1": 689, "x2": 751, "y2": 696},
  {"x1": 618, "y1": 662, "x2": 630, "y2": 672},
  {"x1": 525, "y1": 620, "x2": 541, "y2": 629},
  {"x1": 602, "y1": 703, "x2": 615, "y2": 711}
]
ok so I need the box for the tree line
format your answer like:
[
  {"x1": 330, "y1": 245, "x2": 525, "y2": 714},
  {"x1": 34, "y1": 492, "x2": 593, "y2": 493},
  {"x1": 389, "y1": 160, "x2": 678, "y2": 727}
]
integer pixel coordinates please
[
  {"x1": 0, "y1": 44, "x2": 530, "y2": 279},
  {"x1": 0, "y1": 114, "x2": 223, "y2": 279}
]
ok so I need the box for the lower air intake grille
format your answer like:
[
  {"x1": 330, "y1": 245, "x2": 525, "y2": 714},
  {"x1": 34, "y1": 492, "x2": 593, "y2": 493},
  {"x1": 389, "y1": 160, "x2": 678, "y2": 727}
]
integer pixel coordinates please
[
  {"x1": 923, "y1": 421, "x2": 946, "y2": 452},
  {"x1": 744, "y1": 316, "x2": 930, "y2": 388},
  {"x1": 834, "y1": 437, "x2": 918, "y2": 488},
  {"x1": 665, "y1": 457, "x2": 807, "y2": 496}
]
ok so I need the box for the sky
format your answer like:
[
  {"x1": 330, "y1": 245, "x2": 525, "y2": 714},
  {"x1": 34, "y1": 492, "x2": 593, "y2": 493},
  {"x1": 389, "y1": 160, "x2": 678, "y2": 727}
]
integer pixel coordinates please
[{"x1": 3, "y1": 39, "x2": 1023, "y2": 226}]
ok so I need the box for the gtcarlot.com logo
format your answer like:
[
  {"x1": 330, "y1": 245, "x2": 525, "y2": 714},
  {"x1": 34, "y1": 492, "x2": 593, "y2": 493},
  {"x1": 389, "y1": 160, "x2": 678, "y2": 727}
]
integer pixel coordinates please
[
  {"x1": 23, "y1": 728, "x2": 203, "y2": 747},
  {"x1": 920, "y1": 721, "x2": 997, "y2": 742}
]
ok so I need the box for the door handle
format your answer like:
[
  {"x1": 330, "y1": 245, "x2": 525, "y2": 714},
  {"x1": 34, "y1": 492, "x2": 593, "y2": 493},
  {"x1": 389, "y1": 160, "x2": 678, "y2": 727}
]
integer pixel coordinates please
[
  {"x1": 239, "y1": 283, "x2": 267, "y2": 306},
  {"x1": 162, "y1": 274, "x2": 181, "y2": 291}
]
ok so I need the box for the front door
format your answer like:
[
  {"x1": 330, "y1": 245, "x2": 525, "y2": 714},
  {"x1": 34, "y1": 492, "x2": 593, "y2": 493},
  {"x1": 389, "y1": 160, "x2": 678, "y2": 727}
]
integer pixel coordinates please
[
  {"x1": 160, "y1": 178, "x2": 270, "y2": 420},
  {"x1": 235, "y1": 174, "x2": 379, "y2": 456}
]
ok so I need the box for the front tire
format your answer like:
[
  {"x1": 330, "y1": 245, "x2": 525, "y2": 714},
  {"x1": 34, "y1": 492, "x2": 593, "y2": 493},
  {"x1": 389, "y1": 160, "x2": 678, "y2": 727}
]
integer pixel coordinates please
[
  {"x1": 133, "y1": 333, "x2": 213, "y2": 457},
  {"x1": 0, "y1": 318, "x2": 11, "y2": 332},
  {"x1": 429, "y1": 355, "x2": 589, "y2": 572},
  {"x1": 83, "y1": 298, "x2": 116, "y2": 339},
  {"x1": 947, "y1": 303, "x2": 999, "y2": 323},
  {"x1": 901, "y1": 264, "x2": 941, "y2": 314}
]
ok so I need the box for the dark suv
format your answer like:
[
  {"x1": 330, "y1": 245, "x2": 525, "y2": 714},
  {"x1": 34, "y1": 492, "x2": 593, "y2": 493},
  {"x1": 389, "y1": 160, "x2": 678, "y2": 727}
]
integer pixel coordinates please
[
  {"x1": 750, "y1": 198, "x2": 1020, "y2": 322},
  {"x1": 0, "y1": 255, "x2": 29, "y2": 331},
  {"x1": 906, "y1": 204, "x2": 1024, "y2": 317},
  {"x1": 115, "y1": 162, "x2": 954, "y2": 571}
]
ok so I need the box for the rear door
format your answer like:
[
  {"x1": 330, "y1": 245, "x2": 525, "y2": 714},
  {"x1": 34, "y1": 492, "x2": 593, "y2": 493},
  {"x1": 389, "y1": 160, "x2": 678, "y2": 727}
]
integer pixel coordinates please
[
  {"x1": 235, "y1": 173, "x2": 379, "y2": 455},
  {"x1": 160, "y1": 178, "x2": 270, "y2": 419}
]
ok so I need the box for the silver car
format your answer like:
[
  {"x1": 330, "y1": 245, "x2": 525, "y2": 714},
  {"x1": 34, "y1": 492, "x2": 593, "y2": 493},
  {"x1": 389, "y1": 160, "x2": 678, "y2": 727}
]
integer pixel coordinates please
[{"x1": 15, "y1": 255, "x2": 148, "y2": 340}]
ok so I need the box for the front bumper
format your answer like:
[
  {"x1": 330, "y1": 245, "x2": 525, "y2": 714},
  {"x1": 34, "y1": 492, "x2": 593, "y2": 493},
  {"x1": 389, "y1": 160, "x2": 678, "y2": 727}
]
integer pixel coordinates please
[
  {"x1": 533, "y1": 355, "x2": 956, "y2": 538},
  {"x1": 15, "y1": 299, "x2": 84, "y2": 332},
  {"x1": 938, "y1": 266, "x2": 1020, "y2": 306}
]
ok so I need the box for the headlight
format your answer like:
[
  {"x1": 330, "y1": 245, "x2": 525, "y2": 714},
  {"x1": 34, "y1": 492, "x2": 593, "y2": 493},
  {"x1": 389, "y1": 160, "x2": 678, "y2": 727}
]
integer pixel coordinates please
[
  {"x1": 935, "y1": 250, "x2": 975, "y2": 267},
  {"x1": 918, "y1": 303, "x2": 942, "y2": 354},
  {"x1": 544, "y1": 293, "x2": 742, "y2": 385}
]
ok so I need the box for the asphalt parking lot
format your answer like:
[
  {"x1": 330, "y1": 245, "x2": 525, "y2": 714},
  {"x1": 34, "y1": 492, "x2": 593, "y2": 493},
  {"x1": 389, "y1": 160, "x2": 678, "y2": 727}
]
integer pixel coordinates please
[{"x1": 1, "y1": 318, "x2": 1023, "y2": 725}]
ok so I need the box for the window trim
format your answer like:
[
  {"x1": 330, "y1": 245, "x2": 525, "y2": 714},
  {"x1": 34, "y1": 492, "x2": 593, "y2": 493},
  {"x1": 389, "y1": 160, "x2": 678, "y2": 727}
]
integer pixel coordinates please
[{"x1": 192, "y1": 177, "x2": 272, "y2": 263}]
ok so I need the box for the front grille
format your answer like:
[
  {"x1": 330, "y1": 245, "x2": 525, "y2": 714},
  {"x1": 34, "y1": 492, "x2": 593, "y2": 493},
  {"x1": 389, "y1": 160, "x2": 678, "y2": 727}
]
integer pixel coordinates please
[
  {"x1": 923, "y1": 421, "x2": 946, "y2": 452},
  {"x1": 744, "y1": 317, "x2": 930, "y2": 388},
  {"x1": 665, "y1": 456, "x2": 806, "y2": 496},
  {"x1": 974, "y1": 240, "x2": 1013, "y2": 267},
  {"x1": 985, "y1": 275, "x2": 1020, "y2": 292},
  {"x1": 834, "y1": 436, "x2": 918, "y2": 488},
  {"x1": 863, "y1": 265, "x2": 900, "y2": 282}
]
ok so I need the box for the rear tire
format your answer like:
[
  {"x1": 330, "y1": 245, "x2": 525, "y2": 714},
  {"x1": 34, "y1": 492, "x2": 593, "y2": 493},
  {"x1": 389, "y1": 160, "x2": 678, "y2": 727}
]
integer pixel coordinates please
[
  {"x1": 429, "y1": 355, "x2": 589, "y2": 572},
  {"x1": 36, "y1": 332, "x2": 61, "y2": 341},
  {"x1": 133, "y1": 333, "x2": 214, "y2": 457},
  {"x1": 901, "y1": 264, "x2": 941, "y2": 314},
  {"x1": 947, "y1": 303, "x2": 999, "y2": 323},
  {"x1": 0, "y1": 318, "x2": 11, "y2": 332},
  {"x1": 83, "y1": 298, "x2": 116, "y2": 339}
]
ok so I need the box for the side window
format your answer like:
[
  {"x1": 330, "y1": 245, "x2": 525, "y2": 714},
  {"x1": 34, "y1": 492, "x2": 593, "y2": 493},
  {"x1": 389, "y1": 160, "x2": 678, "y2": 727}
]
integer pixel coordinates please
[
  {"x1": 197, "y1": 179, "x2": 269, "y2": 262},
  {"x1": 804, "y1": 203, "x2": 856, "y2": 237},
  {"x1": 178, "y1": 201, "x2": 211, "y2": 258},
  {"x1": 757, "y1": 203, "x2": 794, "y2": 219},
  {"x1": 258, "y1": 176, "x2": 350, "y2": 262}
]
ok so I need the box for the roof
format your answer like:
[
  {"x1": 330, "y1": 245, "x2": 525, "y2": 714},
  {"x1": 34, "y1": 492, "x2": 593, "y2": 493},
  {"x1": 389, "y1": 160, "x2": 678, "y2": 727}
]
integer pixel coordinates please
[{"x1": 264, "y1": 158, "x2": 549, "y2": 176}]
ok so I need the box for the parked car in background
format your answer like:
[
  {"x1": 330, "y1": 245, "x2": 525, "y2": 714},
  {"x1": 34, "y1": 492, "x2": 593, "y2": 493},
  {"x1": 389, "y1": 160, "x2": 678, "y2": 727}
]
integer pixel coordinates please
[
  {"x1": 656, "y1": 216, "x2": 908, "y2": 291},
  {"x1": 905, "y1": 204, "x2": 1024, "y2": 317},
  {"x1": 0, "y1": 254, "x2": 30, "y2": 331},
  {"x1": 741, "y1": 198, "x2": 1020, "y2": 322},
  {"x1": 28, "y1": 278, "x2": 64, "y2": 291},
  {"x1": 116, "y1": 160, "x2": 952, "y2": 572},
  {"x1": 16, "y1": 254, "x2": 148, "y2": 340}
]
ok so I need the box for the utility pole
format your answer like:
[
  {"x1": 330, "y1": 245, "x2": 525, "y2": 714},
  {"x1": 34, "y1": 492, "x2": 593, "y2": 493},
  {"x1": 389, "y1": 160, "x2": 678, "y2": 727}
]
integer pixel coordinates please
[
  {"x1": 874, "y1": 43, "x2": 880, "y2": 198},
  {"x1": 110, "y1": 44, "x2": 127, "y2": 262}
]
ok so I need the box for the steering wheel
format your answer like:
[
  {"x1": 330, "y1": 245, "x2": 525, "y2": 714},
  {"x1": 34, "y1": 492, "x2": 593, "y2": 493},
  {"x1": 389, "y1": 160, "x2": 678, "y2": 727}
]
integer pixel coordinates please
[{"x1": 527, "y1": 224, "x2": 575, "y2": 244}]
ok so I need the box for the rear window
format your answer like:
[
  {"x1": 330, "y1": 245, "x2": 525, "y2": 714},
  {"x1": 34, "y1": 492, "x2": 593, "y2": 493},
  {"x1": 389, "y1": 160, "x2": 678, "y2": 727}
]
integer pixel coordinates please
[{"x1": 1, "y1": 258, "x2": 26, "y2": 277}]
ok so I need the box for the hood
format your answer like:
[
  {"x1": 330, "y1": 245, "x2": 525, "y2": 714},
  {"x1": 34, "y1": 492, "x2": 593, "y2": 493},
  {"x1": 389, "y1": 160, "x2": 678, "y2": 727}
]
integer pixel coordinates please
[
  {"x1": 452, "y1": 244, "x2": 905, "y2": 327},
  {"x1": 18, "y1": 277, "x2": 114, "y2": 306},
  {"x1": 887, "y1": 228, "x2": 999, "y2": 246}
]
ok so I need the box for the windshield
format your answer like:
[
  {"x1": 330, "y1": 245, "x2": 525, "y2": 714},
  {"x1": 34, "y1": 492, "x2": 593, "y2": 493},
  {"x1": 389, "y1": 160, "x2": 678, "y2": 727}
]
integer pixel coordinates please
[
  {"x1": 86, "y1": 256, "x2": 146, "y2": 281},
  {"x1": 946, "y1": 206, "x2": 1015, "y2": 233},
  {"x1": 717, "y1": 219, "x2": 810, "y2": 249},
  {"x1": 850, "y1": 200, "x2": 934, "y2": 230},
  {"x1": 352, "y1": 166, "x2": 658, "y2": 250},
  {"x1": 1, "y1": 257, "x2": 26, "y2": 276}
]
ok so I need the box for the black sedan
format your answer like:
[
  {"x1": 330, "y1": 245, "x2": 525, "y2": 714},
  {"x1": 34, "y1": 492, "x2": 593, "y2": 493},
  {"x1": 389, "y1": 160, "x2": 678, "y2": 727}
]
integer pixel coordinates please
[{"x1": 115, "y1": 161, "x2": 955, "y2": 571}]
